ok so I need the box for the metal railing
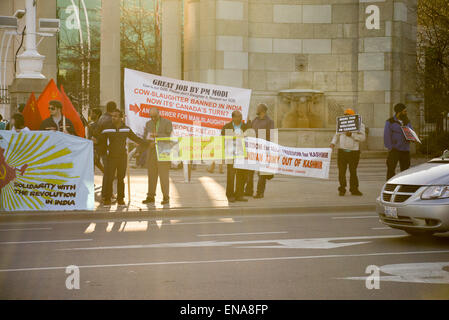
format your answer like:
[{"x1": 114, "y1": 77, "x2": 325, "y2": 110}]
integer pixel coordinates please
[
  {"x1": 419, "y1": 109, "x2": 449, "y2": 158},
  {"x1": 0, "y1": 88, "x2": 9, "y2": 104}
]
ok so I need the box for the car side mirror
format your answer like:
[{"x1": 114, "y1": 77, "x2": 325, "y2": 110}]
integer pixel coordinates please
[{"x1": 443, "y1": 149, "x2": 449, "y2": 159}]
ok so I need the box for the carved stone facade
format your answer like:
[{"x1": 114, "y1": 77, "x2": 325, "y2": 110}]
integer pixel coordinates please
[{"x1": 183, "y1": 0, "x2": 418, "y2": 150}]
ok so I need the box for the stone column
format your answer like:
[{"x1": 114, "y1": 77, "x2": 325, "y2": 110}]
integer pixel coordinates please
[
  {"x1": 184, "y1": 0, "x2": 201, "y2": 82},
  {"x1": 37, "y1": 0, "x2": 57, "y2": 82},
  {"x1": 161, "y1": 0, "x2": 182, "y2": 79},
  {"x1": 8, "y1": 0, "x2": 50, "y2": 116},
  {"x1": 100, "y1": 0, "x2": 121, "y2": 107},
  {"x1": 356, "y1": 0, "x2": 417, "y2": 150},
  {"x1": 184, "y1": 0, "x2": 249, "y2": 89},
  {"x1": 214, "y1": 0, "x2": 248, "y2": 89}
]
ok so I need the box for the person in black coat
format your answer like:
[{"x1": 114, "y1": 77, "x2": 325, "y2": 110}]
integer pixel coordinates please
[
  {"x1": 98, "y1": 109, "x2": 148, "y2": 206},
  {"x1": 221, "y1": 110, "x2": 250, "y2": 202}
]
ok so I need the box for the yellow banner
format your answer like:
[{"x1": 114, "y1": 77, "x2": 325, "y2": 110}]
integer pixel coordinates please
[{"x1": 155, "y1": 136, "x2": 246, "y2": 161}]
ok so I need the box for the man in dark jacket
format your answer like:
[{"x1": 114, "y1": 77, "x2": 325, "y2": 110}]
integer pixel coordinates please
[
  {"x1": 221, "y1": 110, "x2": 250, "y2": 202},
  {"x1": 384, "y1": 103, "x2": 413, "y2": 180},
  {"x1": 98, "y1": 109, "x2": 147, "y2": 206},
  {"x1": 88, "y1": 108, "x2": 104, "y2": 173},
  {"x1": 96, "y1": 101, "x2": 116, "y2": 135},
  {"x1": 142, "y1": 107, "x2": 173, "y2": 205},
  {"x1": 244, "y1": 103, "x2": 275, "y2": 199},
  {"x1": 95, "y1": 101, "x2": 117, "y2": 200},
  {"x1": 39, "y1": 100, "x2": 76, "y2": 135}
]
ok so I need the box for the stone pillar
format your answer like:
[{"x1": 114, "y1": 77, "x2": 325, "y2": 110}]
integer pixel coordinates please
[
  {"x1": 214, "y1": 0, "x2": 249, "y2": 89},
  {"x1": 161, "y1": 0, "x2": 182, "y2": 79},
  {"x1": 8, "y1": 0, "x2": 55, "y2": 117},
  {"x1": 37, "y1": 0, "x2": 57, "y2": 82},
  {"x1": 184, "y1": 0, "x2": 249, "y2": 89},
  {"x1": 100, "y1": 0, "x2": 121, "y2": 107},
  {"x1": 184, "y1": 0, "x2": 201, "y2": 82},
  {"x1": 356, "y1": 0, "x2": 417, "y2": 150}
]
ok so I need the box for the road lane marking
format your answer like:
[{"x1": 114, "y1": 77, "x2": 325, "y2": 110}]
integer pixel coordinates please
[
  {"x1": 0, "y1": 228, "x2": 52, "y2": 232},
  {"x1": 2, "y1": 250, "x2": 449, "y2": 273},
  {"x1": 0, "y1": 218, "x2": 242, "y2": 227},
  {"x1": 59, "y1": 235, "x2": 405, "y2": 251},
  {"x1": 152, "y1": 221, "x2": 242, "y2": 226},
  {"x1": 341, "y1": 262, "x2": 449, "y2": 284},
  {"x1": 332, "y1": 216, "x2": 378, "y2": 220},
  {"x1": 0, "y1": 239, "x2": 92, "y2": 245},
  {"x1": 197, "y1": 232, "x2": 288, "y2": 237}
]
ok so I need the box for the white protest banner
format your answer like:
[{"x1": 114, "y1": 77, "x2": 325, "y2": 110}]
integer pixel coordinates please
[
  {"x1": 0, "y1": 131, "x2": 94, "y2": 212},
  {"x1": 124, "y1": 68, "x2": 251, "y2": 137},
  {"x1": 234, "y1": 137, "x2": 332, "y2": 179}
]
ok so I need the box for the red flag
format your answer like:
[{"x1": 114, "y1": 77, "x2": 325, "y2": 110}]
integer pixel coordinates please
[
  {"x1": 36, "y1": 79, "x2": 62, "y2": 121},
  {"x1": 21, "y1": 93, "x2": 42, "y2": 130},
  {"x1": 60, "y1": 85, "x2": 85, "y2": 138}
]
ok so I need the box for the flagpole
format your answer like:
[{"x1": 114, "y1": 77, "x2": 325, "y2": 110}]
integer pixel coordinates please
[{"x1": 127, "y1": 141, "x2": 131, "y2": 204}]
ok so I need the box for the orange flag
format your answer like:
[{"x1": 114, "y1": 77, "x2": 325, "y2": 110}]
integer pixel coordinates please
[
  {"x1": 36, "y1": 79, "x2": 62, "y2": 121},
  {"x1": 60, "y1": 85, "x2": 85, "y2": 138},
  {"x1": 21, "y1": 92, "x2": 42, "y2": 130}
]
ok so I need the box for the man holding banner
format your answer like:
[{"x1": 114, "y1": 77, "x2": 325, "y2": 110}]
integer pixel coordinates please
[
  {"x1": 99, "y1": 109, "x2": 147, "y2": 206},
  {"x1": 244, "y1": 103, "x2": 275, "y2": 199},
  {"x1": 222, "y1": 110, "x2": 250, "y2": 203},
  {"x1": 330, "y1": 108, "x2": 365, "y2": 196},
  {"x1": 142, "y1": 108, "x2": 173, "y2": 205}
]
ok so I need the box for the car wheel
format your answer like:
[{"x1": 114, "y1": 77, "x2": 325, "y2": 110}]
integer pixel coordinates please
[{"x1": 404, "y1": 229, "x2": 435, "y2": 237}]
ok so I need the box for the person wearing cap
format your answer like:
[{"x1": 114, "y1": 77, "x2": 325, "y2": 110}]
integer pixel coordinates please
[
  {"x1": 384, "y1": 103, "x2": 413, "y2": 180},
  {"x1": 39, "y1": 100, "x2": 76, "y2": 135},
  {"x1": 330, "y1": 108, "x2": 366, "y2": 196}
]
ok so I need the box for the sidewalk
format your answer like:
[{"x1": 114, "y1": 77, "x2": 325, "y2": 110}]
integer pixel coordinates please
[{"x1": 90, "y1": 156, "x2": 428, "y2": 213}]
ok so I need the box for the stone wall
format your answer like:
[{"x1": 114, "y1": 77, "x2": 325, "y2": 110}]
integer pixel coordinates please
[{"x1": 183, "y1": 0, "x2": 418, "y2": 150}]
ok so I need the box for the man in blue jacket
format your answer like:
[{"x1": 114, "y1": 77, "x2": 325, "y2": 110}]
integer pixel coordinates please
[{"x1": 384, "y1": 103, "x2": 413, "y2": 180}]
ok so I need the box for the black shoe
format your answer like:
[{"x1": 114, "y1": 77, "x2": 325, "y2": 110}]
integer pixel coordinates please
[
  {"x1": 235, "y1": 197, "x2": 248, "y2": 202},
  {"x1": 351, "y1": 190, "x2": 363, "y2": 196},
  {"x1": 339, "y1": 190, "x2": 345, "y2": 196},
  {"x1": 117, "y1": 199, "x2": 126, "y2": 206},
  {"x1": 142, "y1": 197, "x2": 155, "y2": 204},
  {"x1": 161, "y1": 198, "x2": 170, "y2": 205},
  {"x1": 253, "y1": 194, "x2": 264, "y2": 199},
  {"x1": 227, "y1": 197, "x2": 236, "y2": 203}
]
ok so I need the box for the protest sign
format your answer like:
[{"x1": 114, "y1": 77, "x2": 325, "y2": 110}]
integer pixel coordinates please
[
  {"x1": 401, "y1": 126, "x2": 421, "y2": 144},
  {"x1": 124, "y1": 68, "x2": 251, "y2": 137},
  {"x1": 155, "y1": 136, "x2": 246, "y2": 161},
  {"x1": 0, "y1": 131, "x2": 94, "y2": 212},
  {"x1": 234, "y1": 137, "x2": 332, "y2": 179},
  {"x1": 336, "y1": 115, "x2": 361, "y2": 133}
]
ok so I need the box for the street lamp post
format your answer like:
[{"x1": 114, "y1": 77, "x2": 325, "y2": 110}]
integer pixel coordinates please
[{"x1": 16, "y1": 0, "x2": 45, "y2": 79}]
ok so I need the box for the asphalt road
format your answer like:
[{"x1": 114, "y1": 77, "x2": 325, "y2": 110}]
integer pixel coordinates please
[{"x1": 0, "y1": 211, "x2": 448, "y2": 299}]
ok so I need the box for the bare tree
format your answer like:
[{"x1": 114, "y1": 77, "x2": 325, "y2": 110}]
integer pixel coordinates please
[
  {"x1": 417, "y1": 0, "x2": 449, "y2": 131},
  {"x1": 120, "y1": 0, "x2": 161, "y2": 75}
]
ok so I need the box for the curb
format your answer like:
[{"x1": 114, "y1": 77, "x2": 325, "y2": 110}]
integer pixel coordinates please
[{"x1": 0, "y1": 204, "x2": 377, "y2": 223}]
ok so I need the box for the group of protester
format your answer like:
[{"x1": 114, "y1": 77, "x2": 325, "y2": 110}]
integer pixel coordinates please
[
  {"x1": 330, "y1": 102, "x2": 415, "y2": 196},
  {"x1": 87, "y1": 101, "x2": 276, "y2": 206},
  {"x1": 0, "y1": 100, "x2": 77, "y2": 134},
  {"x1": 0, "y1": 98, "x2": 415, "y2": 206}
]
